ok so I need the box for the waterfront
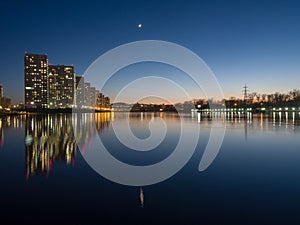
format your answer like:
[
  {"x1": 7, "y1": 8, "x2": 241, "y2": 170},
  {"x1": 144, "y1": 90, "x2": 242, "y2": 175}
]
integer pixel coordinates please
[{"x1": 1, "y1": 112, "x2": 300, "y2": 224}]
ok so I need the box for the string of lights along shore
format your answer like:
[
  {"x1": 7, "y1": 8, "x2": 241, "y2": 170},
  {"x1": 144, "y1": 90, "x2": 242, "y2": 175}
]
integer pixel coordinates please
[{"x1": 24, "y1": 53, "x2": 111, "y2": 111}]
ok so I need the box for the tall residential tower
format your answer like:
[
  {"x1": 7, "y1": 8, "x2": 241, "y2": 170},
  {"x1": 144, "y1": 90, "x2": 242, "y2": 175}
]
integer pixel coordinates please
[
  {"x1": 0, "y1": 84, "x2": 3, "y2": 99},
  {"x1": 48, "y1": 65, "x2": 75, "y2": 108},
  {"x1": 24, "y1": 53, "x2": 48, "y2": 108}
]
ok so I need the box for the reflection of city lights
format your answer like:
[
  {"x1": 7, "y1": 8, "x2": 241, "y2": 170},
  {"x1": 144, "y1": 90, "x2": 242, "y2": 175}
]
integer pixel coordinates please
[
  {"x1": 140, "y1": 187, "x2": 144, "y2": 207},
  {"x1": 292, "y1": 112, "x2": 295, "y2": 125},
  {"x1": 13, "y1": 117, "x2": 17, "y2": 128},
  {"x1": 25, "y1": 135, "x2": 33, "y2": 145},
  {"x1": 25, "y1": 113, "x2": 111, "y2": 178}
]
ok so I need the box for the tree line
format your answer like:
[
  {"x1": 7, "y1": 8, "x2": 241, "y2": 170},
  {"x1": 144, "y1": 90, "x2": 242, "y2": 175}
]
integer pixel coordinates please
[
  {"x1": 242, "y1": 89, "x2": 300, "y2": 107},
  {"x1": 193, "y1": 89, "x2": 300, "y2": 110}
]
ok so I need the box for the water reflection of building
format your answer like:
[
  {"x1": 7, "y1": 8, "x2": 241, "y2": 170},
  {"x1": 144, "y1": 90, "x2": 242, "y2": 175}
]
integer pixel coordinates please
[
  {"x1": 0, "y1": 116, "x2": 25, "y2": 148},
  {"x1": 0, "y1": 118, "x2": 3, "y2": 147},
  {"x1": 72, "y1": 113, "x2": 111, "y2": 149},
  {"x1": 25, "y1": 114, "x2": 77, "y2": 177},
  {"x1": 25, "y1": 113, "x2": 111, "y2": 177}
]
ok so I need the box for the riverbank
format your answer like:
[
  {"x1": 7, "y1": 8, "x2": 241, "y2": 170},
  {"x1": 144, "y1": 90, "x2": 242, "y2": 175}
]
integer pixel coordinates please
[{"x1": 0, "y1": 108, "x2": 112, "y2": 116}]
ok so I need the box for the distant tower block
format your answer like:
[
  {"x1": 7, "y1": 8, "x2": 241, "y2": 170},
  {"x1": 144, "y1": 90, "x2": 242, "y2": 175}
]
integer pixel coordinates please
[
  {"x1": 0, "y1": 84, "x2": 3, "y2": 99},
  {"x1": 24, "y1": 53, "x2": 48, "y2": 109}
]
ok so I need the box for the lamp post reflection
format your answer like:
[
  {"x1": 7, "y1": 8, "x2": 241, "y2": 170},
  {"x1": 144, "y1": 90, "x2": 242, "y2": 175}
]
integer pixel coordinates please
[{"x1": 140, "y1": 187, "x2": 144, "y2": 208}]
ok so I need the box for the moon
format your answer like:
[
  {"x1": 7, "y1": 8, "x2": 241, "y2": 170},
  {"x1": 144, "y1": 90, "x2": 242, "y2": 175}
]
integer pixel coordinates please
[{"x1": 138, "y1": 23, "x2": 142, "y2": 28}]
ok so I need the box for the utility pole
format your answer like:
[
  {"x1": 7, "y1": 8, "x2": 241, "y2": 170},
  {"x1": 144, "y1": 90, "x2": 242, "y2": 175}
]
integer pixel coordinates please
[
  {"x1": 242, "y1": 84, "x2": 250, "y2": 115},
  {"x1": 243, "y1": 84, "x2": 249, "y2": 141},
  {"x1": 242, "y1": 84, "x2": 249, "y2": 102}
]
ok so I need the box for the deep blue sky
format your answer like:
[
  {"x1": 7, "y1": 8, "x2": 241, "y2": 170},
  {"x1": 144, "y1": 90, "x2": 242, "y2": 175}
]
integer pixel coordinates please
[{"x1": 1, "y1": 0, "x2": 300, "y2": 103}]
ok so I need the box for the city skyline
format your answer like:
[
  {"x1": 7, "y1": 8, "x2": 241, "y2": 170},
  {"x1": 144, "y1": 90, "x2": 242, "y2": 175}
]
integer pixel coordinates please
[
  {"x1": 24, "y1": 52, "x2": 111, "y2": 110},
  {"x1": 1, "y1": 1, "x2": 300, "y2": 223},
  {"x1": 1, "y1": 0, "x2": 300, "y2": 104}
]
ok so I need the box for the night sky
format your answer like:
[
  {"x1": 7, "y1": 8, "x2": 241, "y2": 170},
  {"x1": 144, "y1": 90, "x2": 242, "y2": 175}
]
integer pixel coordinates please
[{"x1": 1, "y1": 0, "x2": 300, "y2": 103}]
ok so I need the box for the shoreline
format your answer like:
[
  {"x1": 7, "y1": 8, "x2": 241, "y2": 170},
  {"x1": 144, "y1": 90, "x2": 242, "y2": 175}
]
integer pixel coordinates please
[
  {"x1": 0, "y1": 108, "x2": 112, "y2": 116},
  {"x1": 1, "y1": 107, "x2": 299, "y2": 117}
]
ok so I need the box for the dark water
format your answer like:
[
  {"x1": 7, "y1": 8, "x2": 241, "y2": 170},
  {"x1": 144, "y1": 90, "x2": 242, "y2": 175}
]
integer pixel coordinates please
[{"x1": 1, "y1": 112, "x2": 300, "y2": 224}]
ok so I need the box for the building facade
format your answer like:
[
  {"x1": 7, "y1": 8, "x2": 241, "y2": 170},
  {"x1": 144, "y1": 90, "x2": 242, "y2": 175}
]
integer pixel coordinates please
[
  {"x1": 75, "y1": 76, "x2": 85, "y2": 108},
  {"x1": 0, "y1": 84, "x2": 3, "y2": 99},
  {"x1": 48, "y1": 65, "x2": 75, "y2": 108},
  {"x1": 24, "y1": 53, "x2": 110, "y2": 110},
  {"x1": 90, "y1": 87, "x2": 96, "y2": 107},
  {"x1": 84, "y1": 82, "x2": 91, "y2": 108},
  {"x1": 24, "y1": 53, "x2": 48, "y2": 108}
]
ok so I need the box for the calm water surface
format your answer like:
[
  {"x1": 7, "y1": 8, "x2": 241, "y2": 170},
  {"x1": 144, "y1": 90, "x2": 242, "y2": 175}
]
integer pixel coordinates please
[{"x1": 0, "y1": 112, "x2": 300, "y2": 224}]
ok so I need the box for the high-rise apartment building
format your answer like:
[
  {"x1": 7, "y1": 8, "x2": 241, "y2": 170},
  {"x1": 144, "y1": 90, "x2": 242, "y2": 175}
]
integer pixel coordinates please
[
  {"x1": 24, "y1": 53, "x2": 110, "y2": 110},
  {"x1": 90, "y1": 87, "x2": 96, "y2": 107},
  {"x1": 0, "y1": 84, "x2": 3, "y2": 99},
  {"x1": 84, "y1": 82, "x2": 91, "y2": 107},
  {"x1": 75, "y1": 76, "x2": 84, "y2": 108},
  {"x1": 24, "y1": 53, "x2": 48, "y2": 108},
  {"x1": 48, "y1": 65, "x2": 74, "y2": 108},
  {"x1": 95, "y1": 89, "x2": 100, "y2": 108}
]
